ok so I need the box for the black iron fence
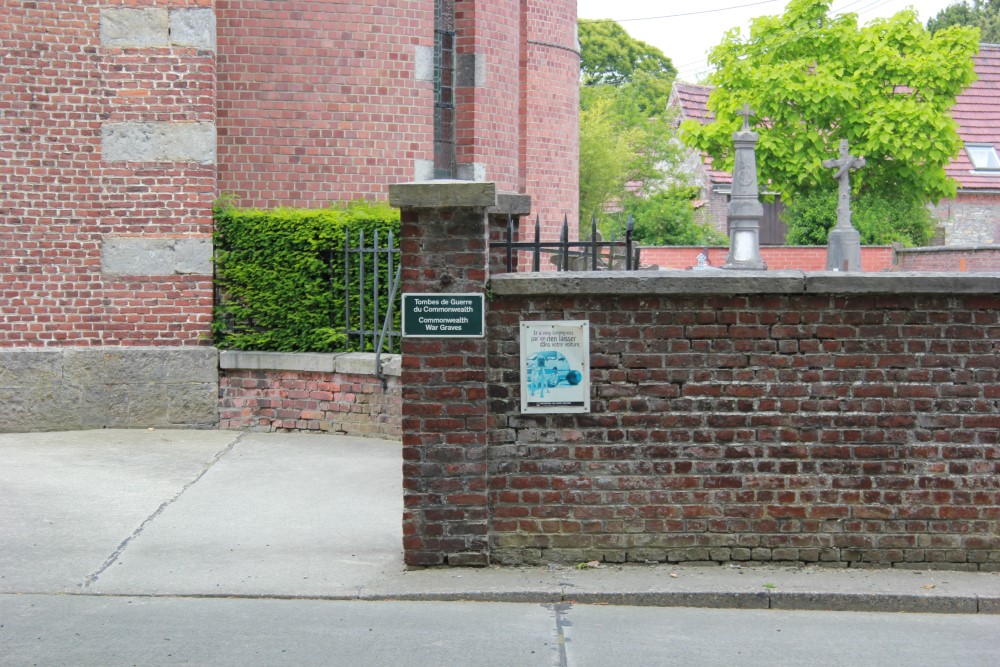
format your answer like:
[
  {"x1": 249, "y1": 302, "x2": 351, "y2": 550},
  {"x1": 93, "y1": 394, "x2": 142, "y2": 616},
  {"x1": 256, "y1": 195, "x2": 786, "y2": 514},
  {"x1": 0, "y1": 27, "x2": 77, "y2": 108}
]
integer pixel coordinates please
[
  {"x1": 492, "y1": 214, "x2": 640, "y2": 273},
  {"x1": 341, "y1": 228, "x2": 401, "y2": 355}
]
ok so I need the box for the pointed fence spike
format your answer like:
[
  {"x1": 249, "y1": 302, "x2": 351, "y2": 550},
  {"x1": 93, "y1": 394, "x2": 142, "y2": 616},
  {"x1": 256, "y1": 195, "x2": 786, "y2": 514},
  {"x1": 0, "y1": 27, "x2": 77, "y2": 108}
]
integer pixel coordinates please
[
  {"x1": 533, "y1": 214, "x2": 541, "y2": 272},
  {"x1": 625, "y1": 214, "x2": 635, "y2": 271},
  {"x1": 561, "y1": 217, "x2": 569, "y2": 271},
  {"x1": 590, "y1": 213, "x2": 598, "y2": 271}
]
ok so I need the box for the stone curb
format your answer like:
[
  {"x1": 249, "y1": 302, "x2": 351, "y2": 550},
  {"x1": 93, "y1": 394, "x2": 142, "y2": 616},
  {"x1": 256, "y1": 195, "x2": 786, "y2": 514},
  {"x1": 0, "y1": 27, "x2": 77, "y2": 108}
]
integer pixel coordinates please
[
  {"x1": 354, "y1": 590, "x2": 1000, "y2": 614},
  {"x1": 37, "y1": 590, "x2": 1000, "y2": 615}
]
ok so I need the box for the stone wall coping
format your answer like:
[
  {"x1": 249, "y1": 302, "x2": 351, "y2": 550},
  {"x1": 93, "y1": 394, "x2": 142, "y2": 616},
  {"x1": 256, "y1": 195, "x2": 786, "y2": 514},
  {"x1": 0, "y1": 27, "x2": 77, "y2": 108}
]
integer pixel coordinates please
[
  {"x1": 490, "y1": 270, "x2": 1000, "y2": 296},
  {"x1": 219, "y1": 351, "x2": 401, "y2": 377},
  {"x1": 488, "y1": 193, "x2": 532, "y2": 216},
  {"x1": 389, "y1": 181, "x2": 497, "y2": 209},
  {"x1": 895, "y1": 244, "x2": 1000, "y2": 254}
]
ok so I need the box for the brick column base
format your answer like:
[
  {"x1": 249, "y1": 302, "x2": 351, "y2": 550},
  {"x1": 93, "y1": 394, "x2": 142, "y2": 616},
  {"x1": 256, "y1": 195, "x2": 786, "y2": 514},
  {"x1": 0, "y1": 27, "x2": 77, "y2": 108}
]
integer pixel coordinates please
[{"x1": 390, "y1": 181, "x2": 520, "y2": 567}]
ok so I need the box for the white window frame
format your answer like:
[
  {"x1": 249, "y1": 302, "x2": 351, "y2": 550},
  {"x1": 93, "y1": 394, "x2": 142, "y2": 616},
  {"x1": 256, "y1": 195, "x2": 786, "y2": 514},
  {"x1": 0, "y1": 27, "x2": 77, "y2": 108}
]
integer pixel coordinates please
[{"x1": 965, "y1": 143, "x2": 1000, "y2": 171}]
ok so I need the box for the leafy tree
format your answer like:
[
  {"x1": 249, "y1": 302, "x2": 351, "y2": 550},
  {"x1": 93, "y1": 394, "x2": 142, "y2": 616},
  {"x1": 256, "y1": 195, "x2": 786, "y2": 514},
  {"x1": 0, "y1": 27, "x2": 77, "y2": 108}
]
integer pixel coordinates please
[
  {"x1": 579, "y1": 19, "x2": 701, "y2": 241},
  {"x1": 681, "y1": 0, "x2": 978, "y2": 218},
  {"x1": 627, "y1": 187, "x2": 728, "y2": 246},
  {"x1": 579, "y1": 19, "x2": 677, "y2": 116},
  {"x1": 928, "y1": 0, "x2": 999, "y2": 43},
  {"x1": 578, "y1": 95, "x2": 638, "y2": 221}
]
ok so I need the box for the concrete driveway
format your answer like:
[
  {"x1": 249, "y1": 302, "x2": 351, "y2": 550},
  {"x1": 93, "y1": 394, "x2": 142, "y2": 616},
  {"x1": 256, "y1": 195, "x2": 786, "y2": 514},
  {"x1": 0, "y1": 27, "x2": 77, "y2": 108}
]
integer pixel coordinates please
[{"x1": 0, "y1": 430, "x2": 403, "y2": 598}]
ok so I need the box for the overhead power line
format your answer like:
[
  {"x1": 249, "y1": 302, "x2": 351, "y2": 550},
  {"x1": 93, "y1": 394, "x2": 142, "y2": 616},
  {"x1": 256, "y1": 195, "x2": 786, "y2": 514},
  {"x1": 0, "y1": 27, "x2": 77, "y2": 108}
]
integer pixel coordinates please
[{"x1": 578, "y1": 0, "x2": 782, "y2": 24}]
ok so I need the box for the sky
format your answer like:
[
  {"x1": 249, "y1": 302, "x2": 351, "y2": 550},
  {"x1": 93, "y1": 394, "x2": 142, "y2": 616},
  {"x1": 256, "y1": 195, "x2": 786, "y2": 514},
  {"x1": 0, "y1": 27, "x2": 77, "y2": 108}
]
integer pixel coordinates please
[{"x1": 577, "y1": 0, "x2": 962, "y2": 82}]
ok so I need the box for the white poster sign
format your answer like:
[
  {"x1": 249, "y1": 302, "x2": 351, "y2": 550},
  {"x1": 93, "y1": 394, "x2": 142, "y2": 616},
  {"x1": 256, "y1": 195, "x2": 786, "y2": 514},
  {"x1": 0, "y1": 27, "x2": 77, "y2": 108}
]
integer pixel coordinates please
[{"x1": 520, "y1": 320, "x2": 590, "y2": 414}]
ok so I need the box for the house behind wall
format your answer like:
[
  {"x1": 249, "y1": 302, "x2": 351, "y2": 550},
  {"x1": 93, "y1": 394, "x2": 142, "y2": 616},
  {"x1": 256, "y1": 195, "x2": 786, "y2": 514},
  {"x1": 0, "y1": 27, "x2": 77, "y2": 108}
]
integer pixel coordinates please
[{"x1": 669, "y1": 44, "x2": 1000, "y2": 247}]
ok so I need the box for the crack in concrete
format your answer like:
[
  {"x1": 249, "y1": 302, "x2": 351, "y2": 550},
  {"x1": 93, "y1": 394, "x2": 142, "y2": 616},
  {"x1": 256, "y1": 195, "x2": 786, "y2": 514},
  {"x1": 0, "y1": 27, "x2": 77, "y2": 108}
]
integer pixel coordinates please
[
  {"x1": 80, "y1": 433, "x2": 245, "y2": 588},
  {"x1": 545, "y1": 602, "x2": 572, "y2": 667}
]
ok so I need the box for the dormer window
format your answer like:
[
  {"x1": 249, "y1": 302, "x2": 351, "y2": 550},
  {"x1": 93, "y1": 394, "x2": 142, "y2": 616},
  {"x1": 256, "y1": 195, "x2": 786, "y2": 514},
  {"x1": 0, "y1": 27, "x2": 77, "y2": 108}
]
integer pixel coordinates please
[{"x1": 966, "y1": 143, "x2": 1000, "y2": 171}]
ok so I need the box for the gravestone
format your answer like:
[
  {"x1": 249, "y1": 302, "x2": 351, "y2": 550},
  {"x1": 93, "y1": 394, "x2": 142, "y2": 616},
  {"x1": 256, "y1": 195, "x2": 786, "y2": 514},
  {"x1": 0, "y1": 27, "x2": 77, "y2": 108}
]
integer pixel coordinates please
[
  {"x1": 823, "y1": 139, "x2": 865, "y2": 271},
  {"x1": 723, "y1": 105, "x2": 767, "y2": 271}
]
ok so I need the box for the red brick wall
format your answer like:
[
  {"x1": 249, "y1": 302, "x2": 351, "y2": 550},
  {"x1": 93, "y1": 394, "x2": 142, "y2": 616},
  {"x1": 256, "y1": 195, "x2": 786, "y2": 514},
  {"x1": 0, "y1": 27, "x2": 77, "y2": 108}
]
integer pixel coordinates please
[
  {"x1": 641, "y1": 247, "x2": 895, "y2": 272},
  {"x1": 896, "y1": 247, "x2": 1000, "y2": 272},
  {"x1": 215, "y1": 0, "x2": 433, "y2": 208},
  {"x1": 395, "y1": 188, "x2": 1000, "y2": 570},
  {"x1": 486, "y1": 291, "x2": 1000, "y2": 569},
  {"x1": 1, "y1": 0, "x2": 215, "y2": 347},
  {"x1": 219, "y1": 369, "x2": 401, "y2": 438}
]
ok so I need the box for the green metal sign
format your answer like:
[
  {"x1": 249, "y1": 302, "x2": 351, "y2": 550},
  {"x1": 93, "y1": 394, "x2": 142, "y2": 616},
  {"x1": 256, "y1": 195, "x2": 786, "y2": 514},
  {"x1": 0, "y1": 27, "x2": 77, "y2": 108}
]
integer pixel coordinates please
[{"x1": 402, "y1": 293, "x2": 485, "y2": 337}]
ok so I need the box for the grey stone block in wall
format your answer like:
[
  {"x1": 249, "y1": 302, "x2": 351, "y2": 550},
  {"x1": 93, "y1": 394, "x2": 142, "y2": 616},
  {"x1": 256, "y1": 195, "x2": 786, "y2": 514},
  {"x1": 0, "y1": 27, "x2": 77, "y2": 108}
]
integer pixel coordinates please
[
  {"x1": 413, "y1": 159, "x2": 435, "y2": 182},
  {"x1": 220, "y1": 351, "x2": 337, "y2": 373},
  {"x1": 101, "y1": 8, "x2": 217, "y2": 50},
  {"x1": 219, "y1": 351, "x2": 402, "y2": 378},
  {"x1": 102, "y1": 122, "x2": 217, "y2": 164},
  {"x1": 335, "y1": 353, "x2": 380, "y2": 376},
  {"x1": 170, "y1": 9, "x2": 217, "y2": 50},
  {"x1": 100, "y1": 8, "x2": 170, "y2": 48},
  {"x1": 804, "y1": 272, "x2": 1000, "y2": 294},
  {"x1": 414, "y1": 45, "x2": 434, "y2": 82},
  {"x1": 0, "y1": 349, "x2": 63, "y2": 389},
  {"x1": 101, "y1": 236, "x2": 212, "y2": 276},
  {"x1": 457, "y1": 162, "x2": 487, "y2": 182},
  {"x1": 489, "y1": 193, "x2": 532, "y2": 216},
  {"x1": 0, "y1": 347, "x2": 219, "y2": 433},
  {"x1": 457, "y1": 53, "x2": 486, "y2": 88}
]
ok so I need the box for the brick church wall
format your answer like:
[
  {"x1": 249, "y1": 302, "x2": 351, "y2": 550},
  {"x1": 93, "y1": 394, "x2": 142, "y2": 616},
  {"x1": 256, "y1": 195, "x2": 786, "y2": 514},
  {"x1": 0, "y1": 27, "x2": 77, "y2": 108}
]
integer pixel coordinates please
[
  {"x1": 521, "y1": 0, "x2": 580, "y2": 234},
  {"x1": 1, "y1": 1, "x2": 218, "y2": 431},
  {"x1": 214, "y1": 0, "x2": 579, "y2": 229},
  {"x1": 215, "y1": 0, "x2": 434, "y2": 208},
  {"x1": 2, "y1": 0, "x2": 216, "y2": 348}
]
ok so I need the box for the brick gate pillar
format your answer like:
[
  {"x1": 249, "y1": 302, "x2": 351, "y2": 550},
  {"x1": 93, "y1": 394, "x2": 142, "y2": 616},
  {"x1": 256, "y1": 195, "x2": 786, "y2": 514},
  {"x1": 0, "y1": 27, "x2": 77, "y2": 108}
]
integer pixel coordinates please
[{"x1": 389, "y1": 181, "x2": 514, "y2": 567}]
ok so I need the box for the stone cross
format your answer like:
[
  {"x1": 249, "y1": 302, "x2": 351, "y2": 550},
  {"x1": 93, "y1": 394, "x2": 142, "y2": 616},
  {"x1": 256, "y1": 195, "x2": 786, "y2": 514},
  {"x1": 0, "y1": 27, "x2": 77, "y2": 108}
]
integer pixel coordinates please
[
  {"x1": 822, "y1": 139, "x2": 865, "y2": 231},
  {"x1": 822, "y1": 139, "x2": 865, "y2": 271},
  {"x1": 737, "y1": 104, "x2": 754, "y2": 131}
]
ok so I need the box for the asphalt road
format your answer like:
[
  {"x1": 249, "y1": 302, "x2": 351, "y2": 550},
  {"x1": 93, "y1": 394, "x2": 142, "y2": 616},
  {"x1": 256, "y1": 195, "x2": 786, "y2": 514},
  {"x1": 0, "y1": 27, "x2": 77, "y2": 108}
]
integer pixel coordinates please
[{"x1": 3, "y1": 596, "x2": 1000, "y2": 666}]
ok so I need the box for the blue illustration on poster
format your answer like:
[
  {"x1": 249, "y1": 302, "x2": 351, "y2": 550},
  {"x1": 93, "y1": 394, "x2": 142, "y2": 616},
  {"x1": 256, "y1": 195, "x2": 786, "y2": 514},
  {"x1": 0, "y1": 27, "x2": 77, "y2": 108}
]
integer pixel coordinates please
[{"x1": 526, "y1": 350, "x2": 583, "y2": 398}]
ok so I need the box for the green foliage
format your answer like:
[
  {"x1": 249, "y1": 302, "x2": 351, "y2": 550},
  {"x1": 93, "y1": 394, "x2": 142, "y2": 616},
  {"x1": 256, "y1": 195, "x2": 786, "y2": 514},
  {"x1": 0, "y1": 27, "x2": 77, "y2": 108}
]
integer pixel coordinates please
[
  {"x1": 213, "y1": 200, "x2": 400, "y2": 353},
  {"x1": 928, "y1": 1, "x2": 998, "y2": 42},
  {"x1": 681, "y1": 0, "x2": 979, "y2": 212},
  {"x1": 579, "y1": 20, "x2": 677, "y2": 87},
  {"x1": 579, "y1": 95, "x2": 635, "y2": 222},
  {"x1": 784, "y1": 186, "x2": 936, "y2": 247},
  {"x1": 626, "y1": 187, "x2": 728, "y2": 246},
  {"x1": 578, "y1": 20, "x2": 687, "y2": 228}
]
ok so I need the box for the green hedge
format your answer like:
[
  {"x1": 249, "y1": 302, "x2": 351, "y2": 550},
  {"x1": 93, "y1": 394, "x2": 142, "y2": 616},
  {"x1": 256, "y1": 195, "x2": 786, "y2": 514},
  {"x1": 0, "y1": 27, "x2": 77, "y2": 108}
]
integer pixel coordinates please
[
  {"x1": 213, "y1": 200, "x2": 401, "y2": 353},
  {"x1": 783, "y1": 187, "x2": 935, "y2": 247}
]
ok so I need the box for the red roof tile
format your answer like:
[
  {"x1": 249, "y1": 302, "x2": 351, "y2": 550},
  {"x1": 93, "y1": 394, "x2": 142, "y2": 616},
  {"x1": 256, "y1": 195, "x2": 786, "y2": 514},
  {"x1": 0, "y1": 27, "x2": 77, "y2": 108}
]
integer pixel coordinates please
[
  {"x1": 948, "y1": 44, "x2": 1000, "y2": 190},
  {"x1": 670, "y1": 83, "x2": 731, "y2": 184}
]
